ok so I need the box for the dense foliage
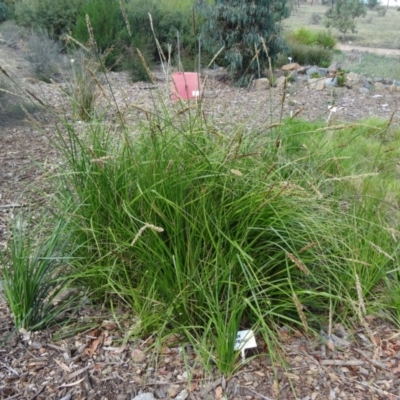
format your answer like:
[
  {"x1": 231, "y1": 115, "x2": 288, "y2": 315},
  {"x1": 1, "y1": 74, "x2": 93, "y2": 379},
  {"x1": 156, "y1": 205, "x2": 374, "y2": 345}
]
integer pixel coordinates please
[
  {"x1": 196, "y1": 0, "x2": 290, "y2": 85},
  {"x1": 14, "y1": 0, "x2": 84, "y2": 38}
]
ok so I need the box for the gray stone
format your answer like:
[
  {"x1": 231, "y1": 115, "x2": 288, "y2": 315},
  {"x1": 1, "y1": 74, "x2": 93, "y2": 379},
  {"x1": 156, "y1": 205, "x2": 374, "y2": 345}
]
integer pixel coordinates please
[
  {"x1": 363, "y1": 82, "x2": 372, "y2": 90},
  {"x1": 318, "y1": 68, "x2": 328, "y2": 76},
  {"x1": 306, "y1": 66, "x2": 319, "y2": 76},
  {"x1": 297, "y1": 75, "x2": 310, "y2": 84},
  {"x1": 359, "y1": 87, "x2": 369, "y2": 94},
  {"x1": 132, "y1": 394, "x2": 155, "y2": 400},
  {"x1": 374, "y1": 77, "x2": 383, "y2": 83},
  {"x1": 325, "y1": 77, "x2": 338, "y2": 87},
  {"x1": 253, "y1": 77, "x2": 270, "y2": 90}
]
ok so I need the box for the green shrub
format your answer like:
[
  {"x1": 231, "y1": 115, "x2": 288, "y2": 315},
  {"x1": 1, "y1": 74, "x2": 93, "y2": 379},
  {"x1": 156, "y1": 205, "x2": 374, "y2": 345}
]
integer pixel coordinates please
[
  {"x1": 61, "y1": 50, "x2": 100, "y2": 120},
  {"x1": 315, "y1": 30, "x2": 337, "y2": 49},
  {"x1": 72, "y1": 0, "x2": 126, "y2": 69},
  {"x1": 22, "y1": 29, "x2": 66, "y2": 82},
  {"x1": 0, "y1": 20, "x2": 26, "y2": 48},
  {"x1": 15, "y1": 0, "x2": 84, "y2": 39},
  {"x1": 122, "y1": 42, "x2": 155, "y2": 82},
  {"x1": 197, "y1": 0, "x2": 289, "y2": 85},
  {"x1": 288, "y1": 28, "x2": 336, "y2": 49},
  {"x1": 287, "y1": 43, "x2": 333, "y2": 66},
  {"x1": 71, "y1": 0, "x2": 198, "y2": 74},
  {"x1": 288, "y1": 27, "x2": 317, "y2": 46},
  {"x1": 337, "y1": 71, "x2": 346, "y2": 86}
]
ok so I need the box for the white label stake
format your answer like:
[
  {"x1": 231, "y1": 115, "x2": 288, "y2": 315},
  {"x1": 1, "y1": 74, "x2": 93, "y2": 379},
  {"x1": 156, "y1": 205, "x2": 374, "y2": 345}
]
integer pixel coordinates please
[{"x1": 234, "y1": 330, "x2": 257, "y2": 363}]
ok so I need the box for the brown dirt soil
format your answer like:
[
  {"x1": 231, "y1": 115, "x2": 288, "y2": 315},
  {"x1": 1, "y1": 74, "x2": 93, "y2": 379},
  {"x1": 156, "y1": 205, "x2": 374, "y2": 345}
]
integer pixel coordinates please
[{"x1": 2, "y1": 42, "x2": 400, "y2": 399}]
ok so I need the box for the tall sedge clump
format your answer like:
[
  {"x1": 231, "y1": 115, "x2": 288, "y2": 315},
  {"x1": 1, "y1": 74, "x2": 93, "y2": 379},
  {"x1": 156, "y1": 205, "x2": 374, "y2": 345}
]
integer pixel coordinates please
[
  {"x1": 51, "y1": 111, "x2": 400, "y2": 374},
  {"x1": 196, "y1": 0, "x2": 290, "y2": 85}
]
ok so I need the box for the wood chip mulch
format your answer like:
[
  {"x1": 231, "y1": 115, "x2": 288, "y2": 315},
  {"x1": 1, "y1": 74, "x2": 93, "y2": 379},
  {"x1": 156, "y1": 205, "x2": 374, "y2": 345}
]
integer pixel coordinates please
[{"x1": 1, "y1": 295, "x2": 400, "y2": 400}]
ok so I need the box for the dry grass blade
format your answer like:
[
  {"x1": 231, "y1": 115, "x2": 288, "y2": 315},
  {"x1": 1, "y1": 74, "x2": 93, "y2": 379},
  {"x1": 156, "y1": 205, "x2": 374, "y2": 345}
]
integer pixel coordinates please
[
  {"x1": 136, "y1": 48, "x2": 156, "y2": 84},
  {"x1": 86, "y1": 15, "x2": 98, "y2": 52},
  {"x1": 286, "y1": 252, "x2": 310, "y2": 275},
  {"x1": 0, "y1": 65, "x2": 10, "y2": 77},
  {"x1": 355, "y1": 273, "x2": 366, "y2": 316},
  {"x1": 293, "y1": 293, "x2": 308, "y2": 332},
  {"x1": 131, "y1": 223, "x2": 164, "y2": 246},
  {"x1": 119, "y1": 0, "x2": 131, "y2": 37}
]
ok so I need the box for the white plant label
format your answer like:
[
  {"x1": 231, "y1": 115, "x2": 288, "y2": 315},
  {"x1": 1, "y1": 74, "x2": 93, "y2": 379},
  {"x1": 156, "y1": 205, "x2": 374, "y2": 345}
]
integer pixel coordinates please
[
  {"x1": 234, "y1": 330, "x2": 257, "y2": 362},
  {"x1": 192, "y1": 90, "x2": 200, "y2": 97}
]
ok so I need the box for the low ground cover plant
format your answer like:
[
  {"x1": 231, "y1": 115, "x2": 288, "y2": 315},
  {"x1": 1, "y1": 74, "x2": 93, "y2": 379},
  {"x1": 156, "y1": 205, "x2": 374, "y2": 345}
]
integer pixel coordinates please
[{"x1": 282, "y1": 27, "x2": 336, "y2": 66}]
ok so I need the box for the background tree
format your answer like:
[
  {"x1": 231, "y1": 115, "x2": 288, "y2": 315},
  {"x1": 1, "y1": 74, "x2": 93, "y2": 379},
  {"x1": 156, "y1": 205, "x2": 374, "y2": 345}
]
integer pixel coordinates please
[
  {"x1": 324, "y1": 0, "x2": 366, "y2": 37},
  {"x1": 366, "y1": 0, "x2": 379, "y2": 9},
  {"x1": 196, "y1": 0, "x2": 290, "y2": 85}
]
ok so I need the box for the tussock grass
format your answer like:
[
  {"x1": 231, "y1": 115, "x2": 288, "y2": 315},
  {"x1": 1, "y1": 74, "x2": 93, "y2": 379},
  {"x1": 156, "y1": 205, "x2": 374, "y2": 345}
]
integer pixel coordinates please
[
  {"x1": 42, "y1": 106, "x2": 400, "y2": 374},
  {"x1": 2, "y1": 21, "x2": 400, "y2": 377}
]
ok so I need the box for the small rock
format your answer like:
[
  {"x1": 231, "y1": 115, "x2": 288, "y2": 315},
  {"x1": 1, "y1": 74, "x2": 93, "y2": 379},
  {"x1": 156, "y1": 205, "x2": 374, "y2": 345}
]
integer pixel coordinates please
[
  {"x1": 308, "y1": 78, "x2": 325, "y2": 91},
  {"x1": 253, "y1": 77, "x2": 269, "y2": 90},
  {"x1": 274, "y1": 76, "x2": 286, "y2": 89},
  {"x1": 318, "y1": 67, "x2": 328, "y2": 76},
  {"x1": 297, "y1": 75, "x2": 310, "y2": 84},
  {"x1": 167, "y1": 385, "x2": 180, "y2": 398},
  {"x1": 325, "y1": 77, "x2": 337, "y2": 87},
  {"x1": 281, "y1": 62, "x2": 301, "y2": 71},
  {"x1": 359, "y1": 87, "x2": 369, "y2": 94},
  {"x1": 374, "y1": 82, "x2": 385, "y2": 91},
  {"x1": 346, "y1": 71, "x2": 361, "y2": 83},
  {"x1": 132, "y1": 393, "x2": 155, "y2": 400}
]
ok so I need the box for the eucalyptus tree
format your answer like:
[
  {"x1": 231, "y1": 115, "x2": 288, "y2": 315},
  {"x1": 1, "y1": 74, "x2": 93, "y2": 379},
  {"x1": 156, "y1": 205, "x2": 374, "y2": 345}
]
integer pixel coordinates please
[
  {"x1": 196, "y1": 0, "x2": 290, "y2": 85},
  {"x1": 324, "y1": 0, "x2": 366, "y2": 37}
]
